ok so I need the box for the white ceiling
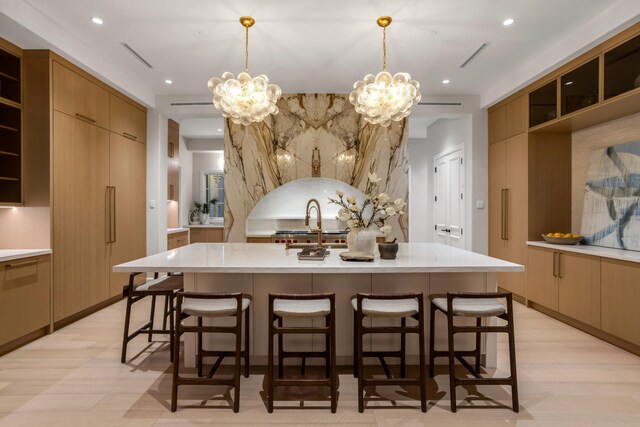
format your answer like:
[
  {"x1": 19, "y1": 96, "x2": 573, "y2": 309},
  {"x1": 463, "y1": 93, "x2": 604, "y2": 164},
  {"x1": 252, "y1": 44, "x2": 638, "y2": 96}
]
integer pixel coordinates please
[{"x1": 2, "y1": 0, "x2": 639, "y2": 139}]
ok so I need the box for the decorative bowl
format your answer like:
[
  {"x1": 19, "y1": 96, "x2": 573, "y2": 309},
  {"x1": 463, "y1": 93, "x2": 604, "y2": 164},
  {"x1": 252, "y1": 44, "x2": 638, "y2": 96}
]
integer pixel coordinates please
[
  {"x1": 541, "y1": 234, "x2": 583, "y2": 245},
  {"x1": 378, "y1": 242, "x2": 399, "y2": 259}
]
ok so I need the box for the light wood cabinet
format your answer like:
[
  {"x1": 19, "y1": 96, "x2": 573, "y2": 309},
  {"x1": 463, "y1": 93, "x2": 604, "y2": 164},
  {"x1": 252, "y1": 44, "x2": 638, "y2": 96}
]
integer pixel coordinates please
[
  {"x1": 191, "y1": 228, "x2": 224, "y2": 243},
  {"x1": 489, "y1": 134, "x2": 528, "y2": 297},
  {"x1": 488, "y1": 105, "x2": 505, "y2": 144},
  {"x1": 168, "y1": 119, "x2": 179, "y2": 158},
  {"x1": 168, "y1": 231, "x2": 189, "y2": 250},
  {"x1": 527, "y1": 246, "x2": 601, "y2": 328},
  {"x1": 52, "y1": 110, "x2": 110, "y2": 321},
  {"x1": 52, "y1": 61, "x2": 109, "y2": 129},
  {"x1": 601, "y1": 259, "x2": 640, "y2": 346},
  {"x1": 0, "y1": 255, "x2": 50, "y2": 347},
  {"x1": 108, "y1": 133, "x2": 147, "y2": 297},
  {"x1": 167, "y1": 119, "x2": 179, "y2": 202},
  {"x1": 505, "y1": 95, "x2": 527, "y2": 137},
  {"x1": 110, "y1": 94, "x2": 146, "y2": 143}
]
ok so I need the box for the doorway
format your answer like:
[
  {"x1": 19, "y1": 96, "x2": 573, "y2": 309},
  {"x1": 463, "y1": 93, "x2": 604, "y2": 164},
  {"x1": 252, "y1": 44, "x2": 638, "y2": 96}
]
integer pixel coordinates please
[{"x1": 433, "y1": 146, "x2": 465, "y2": 248}]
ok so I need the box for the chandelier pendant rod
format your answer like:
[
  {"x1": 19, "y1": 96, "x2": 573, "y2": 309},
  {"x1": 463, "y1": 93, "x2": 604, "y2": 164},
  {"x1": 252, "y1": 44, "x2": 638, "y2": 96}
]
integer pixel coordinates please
[
  {"x1": 382, "y1": 26, "x2": 387, "y2": 71},
  {"x1": 245, "y1": 25, "x2": 249, "y2": 72}
]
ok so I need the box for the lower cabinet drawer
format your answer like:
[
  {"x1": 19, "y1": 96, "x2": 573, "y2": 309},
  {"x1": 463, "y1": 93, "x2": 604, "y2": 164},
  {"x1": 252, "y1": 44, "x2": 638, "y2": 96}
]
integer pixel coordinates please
[
  {"x1": 0, "y1": 255, "x2": 51, "y2": 346},
  {"x1": 168, "y1": 231, "x2": 189, "y2": 250}
]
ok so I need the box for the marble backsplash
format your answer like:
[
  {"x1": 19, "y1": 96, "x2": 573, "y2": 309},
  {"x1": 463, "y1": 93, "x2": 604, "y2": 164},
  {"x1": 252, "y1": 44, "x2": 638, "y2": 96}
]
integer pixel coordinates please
[{"x1": 224, "y1": 94, "x2": 409, "y2": 242}]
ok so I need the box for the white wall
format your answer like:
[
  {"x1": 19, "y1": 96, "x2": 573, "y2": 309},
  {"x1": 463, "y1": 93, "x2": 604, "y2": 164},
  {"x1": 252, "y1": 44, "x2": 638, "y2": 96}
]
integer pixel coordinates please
[
  {"x1": 146, "y1": 109, "x2": 168, "y2": 255},
  {"x1": 191, "y1": 152, "x2": 224, "y2": 207},
  {"x1": 179, "y1": 135, "x2": 193, "y2": 226}
]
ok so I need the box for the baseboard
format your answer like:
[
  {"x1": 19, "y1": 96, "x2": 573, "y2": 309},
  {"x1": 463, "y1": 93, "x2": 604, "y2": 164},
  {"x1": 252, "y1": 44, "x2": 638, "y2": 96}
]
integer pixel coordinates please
[
  {"x1": 54, "y1": 295, "x2": 123, "y2": 331},
  {"x1": 527, "y1": 301, "x2": 640, "y2": 357},
  {"x1": 0, "y1": 326, "x2": 48, "y2": 357}
]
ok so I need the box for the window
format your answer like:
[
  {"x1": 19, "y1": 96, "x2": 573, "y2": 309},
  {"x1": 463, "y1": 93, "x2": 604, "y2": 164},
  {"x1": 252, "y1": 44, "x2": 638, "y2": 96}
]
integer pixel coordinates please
[{"x1": 205, "y1": 173, "x2": 224, "y2": 218}]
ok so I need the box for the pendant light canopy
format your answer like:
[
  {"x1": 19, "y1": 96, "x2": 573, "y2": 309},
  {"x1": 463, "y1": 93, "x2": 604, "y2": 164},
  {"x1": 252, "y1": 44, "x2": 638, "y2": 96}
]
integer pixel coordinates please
[
  {"x1": 207, "y1": 16, "x2": 282, "y2": 126},
  {"x1": 349, "y1": 16, "x2": 421, "y2": 127}
]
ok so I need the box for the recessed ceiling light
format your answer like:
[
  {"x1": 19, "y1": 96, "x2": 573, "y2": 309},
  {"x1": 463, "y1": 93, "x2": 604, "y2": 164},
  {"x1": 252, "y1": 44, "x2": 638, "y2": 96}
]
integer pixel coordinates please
[
  {"x1": 503, "y1": 18, "x2": 515, "y2": 26},
  {"x1": 164, "y1": 79, "x2": 173, "y2": 84},
  {"x1": 565, "y1": 81, "x2": 574, "y2": 86},
  {"x1": 442, "y1": 79, "x2": 450, "y2": 84},
  {"x1": 91, "y1": 17, "x2": 104, "y2": 25},
  {"x1": 217, "y1": 128, "x2": 222, "y2": 132}
]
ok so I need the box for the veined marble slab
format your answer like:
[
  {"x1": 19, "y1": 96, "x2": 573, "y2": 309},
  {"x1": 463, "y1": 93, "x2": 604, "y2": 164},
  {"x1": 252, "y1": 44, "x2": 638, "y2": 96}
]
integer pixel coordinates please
[{"x1": 113, "y1": 243, "x2": 522, "y2": 274}]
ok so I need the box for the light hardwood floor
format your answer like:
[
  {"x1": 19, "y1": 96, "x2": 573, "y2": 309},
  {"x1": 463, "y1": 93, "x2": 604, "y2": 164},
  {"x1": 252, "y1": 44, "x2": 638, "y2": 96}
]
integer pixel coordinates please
[{"x1": 1, "y1": 298, "x2": 640, "y2": 426}]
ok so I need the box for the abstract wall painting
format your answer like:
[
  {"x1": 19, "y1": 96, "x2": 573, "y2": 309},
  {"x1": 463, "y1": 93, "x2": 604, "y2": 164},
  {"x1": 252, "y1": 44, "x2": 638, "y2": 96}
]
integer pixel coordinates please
[{"x1": 581, "y1": 141, "x2": 640, "y2": 251}]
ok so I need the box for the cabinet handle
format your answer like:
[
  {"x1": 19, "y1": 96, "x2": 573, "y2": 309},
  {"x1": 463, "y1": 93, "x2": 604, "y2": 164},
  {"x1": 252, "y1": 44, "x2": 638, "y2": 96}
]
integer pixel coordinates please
[
  {"x1": 500, "y1": 189, "x2": 507, "y2": 240},
  {"x1": 111, "y1": 186, "x2": 117, "y2": 243},
  {"x1": 558, "y1": 252, "x2": 563, "y2": 278},
  {"x1": 504, "y1": 188, "x2": 509, "y2": 241},
  {"x1": 106, "y1": 186, "x2": 112, "y2": 243},
  {"x1": 552, "y1": 252, "x2": 557, "y2": 277},
  {"x1": 75, "y1": 113, "x2": 96, "y2": 123},
  {"x1": 5, "y1": 258, "x2": 42, "y2": 268},
  {"x1": 123, "y1": 132, "x2": 138, "y2": 141}
]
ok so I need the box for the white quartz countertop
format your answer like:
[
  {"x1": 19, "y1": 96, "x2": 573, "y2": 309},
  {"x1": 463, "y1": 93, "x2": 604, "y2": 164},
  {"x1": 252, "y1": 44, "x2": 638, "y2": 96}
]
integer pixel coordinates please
[
  {"x1": 113, "y1": 243, "x2": 523, "y2": 274},
  {"x1": 186, "y1": 224, "x2": 224, "y2": 229},
  {"x1": 168, "y1": 227, "x2": 189, "y2": 235},
  {"x1": 528, "y1": 241, "x2": 640, "y2": 263},
  {"x1": 0, "y1": 249, "x2": 52, "y2": 263}
]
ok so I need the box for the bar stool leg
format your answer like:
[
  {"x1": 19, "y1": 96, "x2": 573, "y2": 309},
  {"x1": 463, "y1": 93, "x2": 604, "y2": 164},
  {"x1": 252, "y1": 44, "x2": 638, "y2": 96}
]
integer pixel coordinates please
[
  {"x1": 330, "y1": 304, "x2": 337, "y2": 413},
  {"x1": 148, "y1": 295, "x2": 157, "y2": 342},
  {"x1": 447, "y1": 310, "x2": 457, "y2": 413},
  {"x1": 400, "y1": 317, "x2": 406, "y2": 378},
  {"x1": 197, "y1": 317, "x2": 203, "y2": 377},
  {"x1": 428, "y1": 301, "x2": 436, "y2": 378},
  {"x1": 277, "y1": 316, "x2": 284, "y2": 378},
  {"x1": 325, "y1": 316, "x2": 331, "y2": 379},
  {"x1": 233, "y1": 312, "x2": 242, "y2": 413},
  {"x1": 475, "y1": 317, "x2": 482, "y2": 374},
  {"x1": 267, "y1": 308, "x2": 275, "y2": 413},
  {"x1": 121, "y1": 293, "x2": 134, "y2": 363},
  {"x1": 244, "y1": 307, "x2": 250, "y2": 378},
  {"x1": 170, "y1": 315, "x2": 182, "y2": 412},
  {"x1": 162, "y1": 295, "x2": 169, "y2": 331},
  {"x1": 353, "y1": 310, "x2": 359, "y2": 378},
  {"x1": 507, "y1": 299, "x2": 520, "y2": 412},
  {"x1": 357, "y1": 309, "x2": 365, "y2": 413},
  {"x1": 418, "y1": 310, "x2": 427, "y2": 413},
  {"x1": 168, "y1": 294, "x2": 175, "y2": 363}
]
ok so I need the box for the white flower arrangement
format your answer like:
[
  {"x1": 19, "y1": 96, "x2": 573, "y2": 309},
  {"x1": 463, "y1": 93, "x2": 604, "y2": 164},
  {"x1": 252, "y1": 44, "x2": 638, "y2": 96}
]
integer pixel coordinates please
[{"x1": 328, "y1": 172, "x2": 406, "y2": 235}]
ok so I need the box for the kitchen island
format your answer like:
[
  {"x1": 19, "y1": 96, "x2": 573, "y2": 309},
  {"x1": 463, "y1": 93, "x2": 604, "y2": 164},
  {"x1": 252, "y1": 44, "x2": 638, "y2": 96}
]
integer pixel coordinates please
[{"x1": 114, "y1": 243, "x2": 523, "y2": 368}]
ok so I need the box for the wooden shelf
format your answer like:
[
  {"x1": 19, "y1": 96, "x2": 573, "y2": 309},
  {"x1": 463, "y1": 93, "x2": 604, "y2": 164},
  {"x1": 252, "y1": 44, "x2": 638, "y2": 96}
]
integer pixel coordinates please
[
  {"x1": 0, "y1": 124, "x2": 19, "y2": 132},
  {"x1": 0, "y1": 176, "x2": 20, "y2": 182},
  {"x1": 0, "y1": 150, "x2": 19, "y2": 157},
  {"x1": 0, "y1": 97, "x2": 21, "y2": 110},
  {"x1": 0, "y1": 70, "x2": 18, "y2": 82}
]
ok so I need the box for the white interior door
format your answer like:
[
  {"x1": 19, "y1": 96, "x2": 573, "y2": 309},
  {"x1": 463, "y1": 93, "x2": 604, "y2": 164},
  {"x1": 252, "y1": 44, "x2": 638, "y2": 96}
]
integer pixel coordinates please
[{"x1": 433, "y1": 147, "x2": 465, "y2": 248}]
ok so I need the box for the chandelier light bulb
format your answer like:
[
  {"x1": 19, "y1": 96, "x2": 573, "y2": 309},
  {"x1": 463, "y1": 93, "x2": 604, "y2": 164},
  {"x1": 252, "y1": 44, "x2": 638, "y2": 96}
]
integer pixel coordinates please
[
  {"x1": 349, "y1": 16, "x2": 421, "y2": 127},
  {"x1": 207, "y1": 16, "x2": 282, "y2": 126}
]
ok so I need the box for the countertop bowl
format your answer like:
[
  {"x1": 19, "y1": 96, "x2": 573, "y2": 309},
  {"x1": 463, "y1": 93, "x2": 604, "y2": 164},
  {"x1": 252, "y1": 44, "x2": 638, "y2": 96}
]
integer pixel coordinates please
[{"x1": 541, "y1": 234, "x2": 583, "y2": 245}]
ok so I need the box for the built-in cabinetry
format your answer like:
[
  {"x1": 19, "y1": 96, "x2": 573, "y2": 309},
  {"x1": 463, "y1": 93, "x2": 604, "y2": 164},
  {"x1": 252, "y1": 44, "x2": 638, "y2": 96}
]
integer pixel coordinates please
[
  {"x1": 190, "y1": 227, "x2": 224, "y2": 243},
  {"x1": 168, "y1": 119, "x2": 179, "y2": 202},
  {"x1": 168, "y1": 230, "x2": 189, "y2": 250},
  {"x1": 24, "y1": 51, "x2": 147, "y2": 326},
  {"x1": 0, "y1": 39, "x2": 23, "y2": 205},
  {"x1": 0, "y1": 255, "x2": 50, "y2": 352},
  {"x1": 527, "y1": 244, "x2": 640, "y2": 354}
]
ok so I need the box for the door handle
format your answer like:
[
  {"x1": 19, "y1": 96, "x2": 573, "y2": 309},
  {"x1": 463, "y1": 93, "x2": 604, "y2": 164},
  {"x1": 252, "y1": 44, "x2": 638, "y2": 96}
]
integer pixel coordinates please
[
  {"x1": 558, "y1": 252, "x2": 563, "y2": 278},
  {"x1": 504, "y1": 188, "x2": 509, "y2": 241},
  {"x1": 75, "y1": 113, "x2": 96, "y2": 123},
  {"x1": 123, "y1": 132, "x2": 138, "y2": 141},
  {"x1": 111, "y1": 186, "x2": 117, "y2": 243},
  {"x1": 106, "y1": 186, "x2": 111, "y2": 243},
  {"x1": 552, "y1": 252, "x2": 557, "y2": 277},
  {"x1": 500, "y1": 189, "x2": 506, "y2": 240},
  {"x1": 4, "y1": 258, "x2": 42, "y2": 269}
]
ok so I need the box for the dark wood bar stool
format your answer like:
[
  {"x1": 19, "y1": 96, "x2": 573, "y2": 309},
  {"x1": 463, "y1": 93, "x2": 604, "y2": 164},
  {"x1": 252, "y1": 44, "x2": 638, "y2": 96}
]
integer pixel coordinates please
[
  {"x1": 267, "y1": 293, "x2": 337, "y2": 413},
  {"x1": 121, "y1": 272, "x2": 183, "y2": 363},
  {"x1": 171, "y1": 291, "x2": 251, "y2": 413},
  {"x1": 352, "y1": 293, "x2": 427, "y2": 413},
  {"x1": 428, "y1": 291, "x2": 519, "y2": 412}
]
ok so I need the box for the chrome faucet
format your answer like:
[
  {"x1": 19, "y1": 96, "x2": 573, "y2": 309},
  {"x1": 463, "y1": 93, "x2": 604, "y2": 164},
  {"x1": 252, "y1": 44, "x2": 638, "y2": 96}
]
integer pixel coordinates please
[{"x1": 305, "y1": 198, "x2": 323, "y2": 248}]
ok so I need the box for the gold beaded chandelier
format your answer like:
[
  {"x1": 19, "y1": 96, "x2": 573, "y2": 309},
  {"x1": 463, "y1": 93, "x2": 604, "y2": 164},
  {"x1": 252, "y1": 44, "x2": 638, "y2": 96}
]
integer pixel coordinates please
[
  {"x1": 349, "y1": 16, "x2": 421, "y2": 127},
  {"x1": 207, "y1": 16, "x2": 282, "y2": 126}
]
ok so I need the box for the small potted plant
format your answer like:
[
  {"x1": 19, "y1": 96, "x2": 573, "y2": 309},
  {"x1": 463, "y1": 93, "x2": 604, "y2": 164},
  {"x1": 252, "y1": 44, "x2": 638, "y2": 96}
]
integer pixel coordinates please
[
  {"x1": 201, "y1": 201, "x2": 211, "y2": 225},
  {"x1": 189, "y1": 201, "x2": 202, "y2": 224}
]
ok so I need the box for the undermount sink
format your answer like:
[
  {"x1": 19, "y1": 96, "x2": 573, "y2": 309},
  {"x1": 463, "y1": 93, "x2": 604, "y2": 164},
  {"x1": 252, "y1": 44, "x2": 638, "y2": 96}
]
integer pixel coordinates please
[{"x1": 285, "y1": 242, "x2": 348, "y2": 250}]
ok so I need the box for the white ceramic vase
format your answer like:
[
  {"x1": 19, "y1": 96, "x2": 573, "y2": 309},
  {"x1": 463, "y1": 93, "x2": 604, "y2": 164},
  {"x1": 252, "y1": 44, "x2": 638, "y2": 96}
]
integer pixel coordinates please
[
  {"x1": 201, "y1": 214, "x2": 210, "y2": 225},
  {"x1": 346, "y1": 226, "x2": 377, "y2": 254}
]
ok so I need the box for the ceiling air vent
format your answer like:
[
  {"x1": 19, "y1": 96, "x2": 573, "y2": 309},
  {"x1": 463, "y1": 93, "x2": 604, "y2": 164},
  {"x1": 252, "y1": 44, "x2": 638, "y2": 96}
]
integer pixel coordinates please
[
  {"x1": 121, "y1": 42, "x2": 153, "y2": 68},
  {"x1": 460, "y1": 42, "x2": 490, "y2": 68},
  {"x1": 170, "y1": 102, "x2": 214, "y2": 106},
  {"x1": 417, "y1": 102, "x2": 463, "y2": 106}
]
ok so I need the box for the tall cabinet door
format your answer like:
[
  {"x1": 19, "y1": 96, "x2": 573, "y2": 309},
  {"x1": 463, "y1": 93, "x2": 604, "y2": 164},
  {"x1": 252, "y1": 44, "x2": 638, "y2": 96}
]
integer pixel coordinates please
[
  {"x1": 108, "y1": 133, "x2": 147, "y2": 297},
  {"x1": 558, "y1": 252, "x2": 601, "y2": 328},
  {"x1": 52, "y1": 111, "x2": 109, "y2": 321},
  {"x1": 488, "y1": 140, "x2": 506, "y2": 259}
]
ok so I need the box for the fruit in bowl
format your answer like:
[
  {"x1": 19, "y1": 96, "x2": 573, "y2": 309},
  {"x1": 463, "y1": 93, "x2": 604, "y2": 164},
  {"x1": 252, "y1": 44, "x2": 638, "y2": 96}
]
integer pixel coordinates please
[{"x1": 542, "y1": 232, "x2": 583, "y2": 245}]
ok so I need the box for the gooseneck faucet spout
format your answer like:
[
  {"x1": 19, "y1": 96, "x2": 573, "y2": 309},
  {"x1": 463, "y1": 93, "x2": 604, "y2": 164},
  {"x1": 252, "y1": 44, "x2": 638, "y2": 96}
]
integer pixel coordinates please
[{"x1": 305, "y1": 199, "x2": 323, "y2": 248}]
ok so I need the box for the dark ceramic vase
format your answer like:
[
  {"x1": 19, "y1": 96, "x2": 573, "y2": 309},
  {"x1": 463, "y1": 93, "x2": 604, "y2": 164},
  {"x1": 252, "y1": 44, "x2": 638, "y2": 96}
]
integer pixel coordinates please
[{"x1": 378, "y1": 242, "x2": 399, "y2": 259}]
